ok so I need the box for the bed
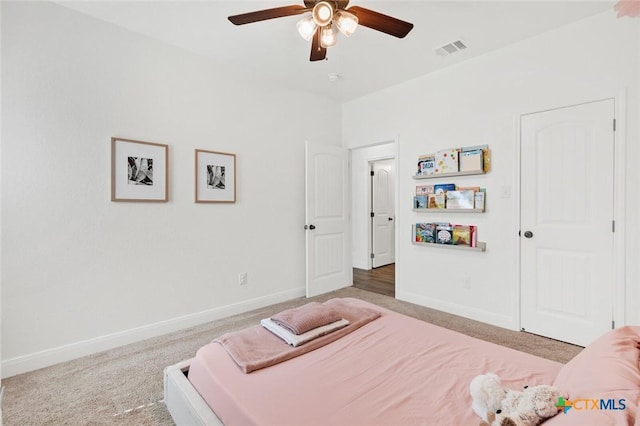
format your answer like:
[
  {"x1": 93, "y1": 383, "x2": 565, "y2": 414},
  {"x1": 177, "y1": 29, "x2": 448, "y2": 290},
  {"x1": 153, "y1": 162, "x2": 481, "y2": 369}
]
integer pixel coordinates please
[{"x1": 164, "y1": 298, "x2": 640, "y2": 425}]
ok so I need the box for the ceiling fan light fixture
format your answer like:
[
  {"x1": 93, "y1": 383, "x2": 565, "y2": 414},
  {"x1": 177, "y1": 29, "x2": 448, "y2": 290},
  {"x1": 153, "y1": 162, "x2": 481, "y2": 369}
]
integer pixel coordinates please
[
  {"x1": 320, "y1": 23, "x2": 338, "y2": 48},
  {"x1": 296, "y1": 14, "x2": 317, "y2": 41},
  {"x1": 312, "y1": 1, "x2": 334, "y2": 27},
  {"x1": 334, "y1": 10, "x2": 358, "y2": 36}
]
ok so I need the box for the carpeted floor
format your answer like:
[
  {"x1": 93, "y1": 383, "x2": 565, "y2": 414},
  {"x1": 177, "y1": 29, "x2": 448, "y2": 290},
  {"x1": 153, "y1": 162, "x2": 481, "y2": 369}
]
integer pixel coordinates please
[{"x1": 1, "y1": 288, "x2": 583, "y2": 425}]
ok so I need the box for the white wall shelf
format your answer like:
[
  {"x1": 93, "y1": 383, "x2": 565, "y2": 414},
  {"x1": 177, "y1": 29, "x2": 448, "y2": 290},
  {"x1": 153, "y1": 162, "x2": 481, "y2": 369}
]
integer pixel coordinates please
[
  {"x1": 413, "y1": 208, "x2": 485, "y2": 213},
  {"x1": 412, "y1": 170, "x2": 486, "y2": 180},
  {"x1": 412, "y1": 241, "x2": 486, "y2": 252}
]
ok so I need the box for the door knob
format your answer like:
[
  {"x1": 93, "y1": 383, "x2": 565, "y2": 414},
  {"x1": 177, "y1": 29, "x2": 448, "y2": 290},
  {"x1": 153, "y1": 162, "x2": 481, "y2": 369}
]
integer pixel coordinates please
[
  {"x1": 524, "y1": 231, "x2": 533, "y2": 238},
  {"x1": 388, "y1": 217, "x2": 393, "y2": 221},
  {"x1": 304, "y1": 224, "x2": 316, "y2": 230}
]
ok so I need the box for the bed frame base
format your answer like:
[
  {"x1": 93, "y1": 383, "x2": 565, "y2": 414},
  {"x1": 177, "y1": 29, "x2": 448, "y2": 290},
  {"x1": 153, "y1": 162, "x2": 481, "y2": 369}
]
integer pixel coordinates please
[{"x1": 163, "y1": 359, "x2": 223, "y2": 425}]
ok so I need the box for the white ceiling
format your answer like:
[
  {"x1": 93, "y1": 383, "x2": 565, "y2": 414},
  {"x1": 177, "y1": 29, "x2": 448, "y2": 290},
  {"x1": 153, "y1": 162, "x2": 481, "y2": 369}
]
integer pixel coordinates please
[{"x1": 56, "y1": 0, "x2": 614, "y2": 102}]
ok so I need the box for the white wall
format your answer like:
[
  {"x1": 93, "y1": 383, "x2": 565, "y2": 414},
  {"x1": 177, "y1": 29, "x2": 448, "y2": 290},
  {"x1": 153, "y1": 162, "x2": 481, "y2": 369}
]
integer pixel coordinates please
[
  {"x1": 351, "y1": 142, "x2": 396, "y2": 269},
  {"x1": 1, "y1": 1, "x2": 341, "y2": 376},
  {"x1": 0, "y1": 0, "x2": 3, "y2": 395},
  {"x1": 343, "y1": 11, "x2": 640, "y2": 329}
]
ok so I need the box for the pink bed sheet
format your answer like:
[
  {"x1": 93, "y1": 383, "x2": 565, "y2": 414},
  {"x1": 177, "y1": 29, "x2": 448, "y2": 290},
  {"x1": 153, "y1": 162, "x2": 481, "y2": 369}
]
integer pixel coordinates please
[{"x1": 188, "y1": 298, "x2": 563, "y2": 425}]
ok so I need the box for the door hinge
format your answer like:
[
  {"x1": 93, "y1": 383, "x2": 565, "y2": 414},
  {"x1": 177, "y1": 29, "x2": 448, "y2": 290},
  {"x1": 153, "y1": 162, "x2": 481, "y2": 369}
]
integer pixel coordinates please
[
  {"x1": 612, "y1": 220, "x2": 615, "y2": 232},
  {"x1": 370, "y1": 170, "x2": 375, "y2": 176},
  {"x1": 613, "y1": 119, "x2": 616, "y2": 132},
  {"x1": 370, "y1": 212, "x2": 375, "y2": 218},
  {"x1": 612, "y1": 320, "x2": 615, "y2": 329},
  {"x1": 370, "y1": 253, "x2": 375, "y2": 259}
]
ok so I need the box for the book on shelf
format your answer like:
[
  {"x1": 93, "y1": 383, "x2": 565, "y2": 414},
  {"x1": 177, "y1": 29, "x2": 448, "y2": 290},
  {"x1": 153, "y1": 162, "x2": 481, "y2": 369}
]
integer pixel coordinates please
[
  {"x1": 457, "y1": 186, "x2": 480, "y2": 192},
  {"x1": 460, "y1": 144, "x2": 490, "y2": 173},
  {"x1": 434, "y1": 183, "x2": 456, "y2": 194},
  {"x1": 460, "y1": 144, "x2": 488, "y2": 152},
  {"x1": 470, "y1": 225, "x2": 477, "y2": 247},
  {"x1": 482, "y1": 149, "x2": 491, "y2": 172},
  {"x1": 452, "y1": 225, "x2": 472, "y2": 246},
  {"x1": 415, "y1": 185, "x2": 434, "y2": 196},
  {"x1": 416, "y1": 222, "x2": 478, "y2": 248},
  {"x1": 414, "y1": 195, "x2": 428, "y2": 209},
  {"x1": 474, "y1": 191, "x2": 486, "y2": 210},
  {"x1": 428, "y1": 194, "x2": 439, "y2": 209},
  {"x1": 415, "y1": 223, "x2": 436, "y2": 243},
  {"x1": 434, "y1": 193, "x2": 446, "y2": 209},
  {"x1": 446, "y1": 190, "x2": 475, "y2": 209},
  {"x1": 459, "y1": 149, "x2": 484, "y2": 172},
  {"x1": 434, "y1": 148, "x2": 459, "y2": 174},
  {"x1": 436, "y1": 223, "x2": 454, "y2": 245},
  {"x1": 417, "y1": 155, "x2": 436, "y2": 176}
]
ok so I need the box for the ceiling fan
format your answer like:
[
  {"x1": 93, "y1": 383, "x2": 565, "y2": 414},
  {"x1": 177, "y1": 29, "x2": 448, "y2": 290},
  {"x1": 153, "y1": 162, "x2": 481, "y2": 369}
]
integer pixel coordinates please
[{"x1": 228, "y1": 1, "x2": 414, "y2": 62}]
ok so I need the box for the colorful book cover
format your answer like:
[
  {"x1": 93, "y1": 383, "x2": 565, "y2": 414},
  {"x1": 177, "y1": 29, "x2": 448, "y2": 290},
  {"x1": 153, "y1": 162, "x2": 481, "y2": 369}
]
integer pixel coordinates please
[
  {"x1": 415, "y1": 185, "x2": 434, "y2": 196},
  {"x1": 428, "y1": 194, "x2": 439, "y2": 209},
  {"x1": 436, "y1": 224, "x2": 454, "y2": 244},
  {"x1": 415, "y1": 223, "x2": 436, "y2": 243},
  {"x1": 482, "y1": 148, "x2": 491, "y2": 172},
  {"x1": 434, "y1": 193, "x2": 446, "y2": 209},
  {"x1": 414, "y1": 195, "x2": 427, "y2": 209},
  {"x1": 470, "y1": 225, "x2": 477, "y2": 247},
  {"x1": 452, "y1": 225, "x2": 472, "y2": 246},
  {"x1": 446, "y1": 190, "x2": 475, "y2": 209},
  {"x1": 434, "y1": 183, "x2": 456, "y2": 194},
  {"x1": 417, "y1": 155, "x2": 435, "y2": 176},
  {"x1": 434, "y1": 148, "x2": 459, "y2": 174}
]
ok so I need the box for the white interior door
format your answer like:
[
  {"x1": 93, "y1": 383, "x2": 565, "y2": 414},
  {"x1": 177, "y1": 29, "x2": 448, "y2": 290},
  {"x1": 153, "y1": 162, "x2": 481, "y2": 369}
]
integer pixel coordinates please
[
  {"x1": 520, "y1": 99, "x2": 615, "y2": 347},
  {"x1": 305, "y1": 141, "x2": 352, "y2": 297},
  {"x1": 372, "y1": 159, "x2": 395, "y2": 268}
]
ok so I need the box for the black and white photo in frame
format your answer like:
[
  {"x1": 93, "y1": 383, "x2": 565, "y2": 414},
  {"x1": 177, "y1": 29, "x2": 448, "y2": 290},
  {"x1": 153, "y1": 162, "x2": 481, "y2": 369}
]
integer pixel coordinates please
[
  {"x1": 195, "y1": 149, "x2": 236, "y2": 203},
  {"x1": 111, "y1": 137, "x2": 168, "y2": 202}
]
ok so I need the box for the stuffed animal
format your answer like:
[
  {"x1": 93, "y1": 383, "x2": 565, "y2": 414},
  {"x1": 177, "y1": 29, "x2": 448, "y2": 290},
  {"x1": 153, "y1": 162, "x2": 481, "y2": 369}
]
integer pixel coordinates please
[
  {"x1": 469, "y1": 373, "x2": 509, "y2": 422},
  {"x1": 479, "y1": 384, "x2": 561, "y2": 426}
]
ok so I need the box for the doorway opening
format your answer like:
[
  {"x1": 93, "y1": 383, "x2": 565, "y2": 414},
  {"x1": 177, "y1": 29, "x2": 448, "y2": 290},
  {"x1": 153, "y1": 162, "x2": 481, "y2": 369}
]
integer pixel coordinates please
[{"x1": 350, "y1": 143, "x2": 396, "y2": 297}]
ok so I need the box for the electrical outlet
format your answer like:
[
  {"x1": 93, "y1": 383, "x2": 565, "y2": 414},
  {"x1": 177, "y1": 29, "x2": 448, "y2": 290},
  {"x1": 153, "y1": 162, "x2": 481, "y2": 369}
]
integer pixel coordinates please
[
  {"x1": 500, "y1": 185, "x2": 511, "y2": 198},
  {"x1": 462, "y1": 276, "x2": 471, "y2": 290},
  {"x1": 239, "y1": 272, "x2": 248, "y2": 285}
]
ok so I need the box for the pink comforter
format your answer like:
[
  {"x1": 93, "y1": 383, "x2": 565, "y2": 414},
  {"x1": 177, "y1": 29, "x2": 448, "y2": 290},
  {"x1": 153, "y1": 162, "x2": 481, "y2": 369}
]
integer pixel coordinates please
[{"x1": 188, "y1": 298, "x2": 565, "y2": 425}]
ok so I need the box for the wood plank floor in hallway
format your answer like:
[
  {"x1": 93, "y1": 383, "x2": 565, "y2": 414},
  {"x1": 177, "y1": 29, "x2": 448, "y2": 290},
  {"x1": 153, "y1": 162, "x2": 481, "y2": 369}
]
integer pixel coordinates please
[{"x1": 352, "y1": 263, "x2": 395, "y2": 297}]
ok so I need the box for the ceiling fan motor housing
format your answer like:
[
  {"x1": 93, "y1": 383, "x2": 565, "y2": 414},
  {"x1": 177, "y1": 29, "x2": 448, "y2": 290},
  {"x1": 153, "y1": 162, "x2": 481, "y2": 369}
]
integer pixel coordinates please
[{"x1": 312, "y1": 1, "x2": 334, "y2": 26}]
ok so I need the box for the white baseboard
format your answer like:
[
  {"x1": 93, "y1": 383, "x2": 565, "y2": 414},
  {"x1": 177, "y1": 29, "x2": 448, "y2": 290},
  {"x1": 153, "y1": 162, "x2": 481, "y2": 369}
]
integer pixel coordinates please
[
  {"x1": 396, "y1": 290, "x2": 517, "y2": 331},
  {"x1": 1, "y1": 288, "x2": 306, "y2": 378}
]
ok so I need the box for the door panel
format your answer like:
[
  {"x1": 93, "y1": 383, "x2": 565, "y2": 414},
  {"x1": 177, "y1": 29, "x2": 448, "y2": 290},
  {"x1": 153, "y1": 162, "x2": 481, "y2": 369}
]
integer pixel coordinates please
[
  {"x1": 305, "y1": 142, "x2": 352, "y2": 297},
  {"x1": 520, "y1": 99, "x2": 614, "y2": 347},
  {"x1": 372, "y1": 159, "x2": 395, "y2": 268}
]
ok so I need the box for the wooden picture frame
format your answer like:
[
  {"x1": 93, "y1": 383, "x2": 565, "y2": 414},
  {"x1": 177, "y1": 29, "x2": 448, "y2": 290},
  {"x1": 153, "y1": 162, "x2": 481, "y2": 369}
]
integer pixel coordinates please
[
  {"x1": 111, "y1": 137, "x2": 169, "y2": 202},
  {"x1": 195, "y1": 149, "x2": 236, "y2": 203}
]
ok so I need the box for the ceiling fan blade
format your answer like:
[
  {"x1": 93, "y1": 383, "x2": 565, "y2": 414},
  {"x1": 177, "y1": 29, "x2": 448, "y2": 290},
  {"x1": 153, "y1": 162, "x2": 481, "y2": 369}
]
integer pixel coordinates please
[
  {"x1": 347, "y1": 6, "x2": 413, "y2": 38},
  {"x1": 228, "y1": 5, "x2": 309, "y2": 25},
  {"x1": 310, "y1": 29, "x2": 326, "y2": 61}
]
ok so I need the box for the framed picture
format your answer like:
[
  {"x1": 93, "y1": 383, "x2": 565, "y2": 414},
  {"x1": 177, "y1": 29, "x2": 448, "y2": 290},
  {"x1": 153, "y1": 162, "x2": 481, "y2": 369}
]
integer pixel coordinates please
[
  {"x1": 111, "y1": 137, "x2": 168, "y2": 202},
  {"x1": 195, "y1": 149, "x2": 236, "y2": 203}
]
